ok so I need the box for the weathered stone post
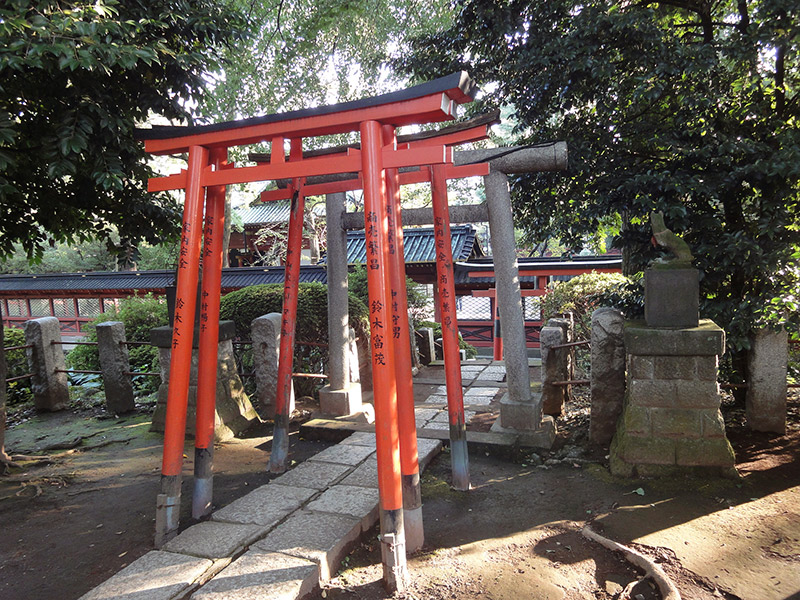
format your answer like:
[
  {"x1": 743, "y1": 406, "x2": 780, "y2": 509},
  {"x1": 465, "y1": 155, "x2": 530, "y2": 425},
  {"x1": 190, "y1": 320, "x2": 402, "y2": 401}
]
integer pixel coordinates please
[
  {"x1": 589, "y1": 308, "x2": 626, "y2": 445},
  {"x1": 150, "y1": 320, "x2": 258, "y2": 441},
  {"x1": 746, "y1": 328, "x2": 789, "y2": 433},
  {"x1": 416, "y1": 328, "x2": 435, "y2": 365},
  {"x1": 24, "y1": 317, "x2": 69, "y2": 411},
  {"x1": 96, "y1": 321, "x2": 136, "y2": 414},
  {"x1": 252, "y1": 313, "x2": 294, "y2": 418},
  {"x1": 540, "y1": 318, "x2": 571, "y2": 416}
]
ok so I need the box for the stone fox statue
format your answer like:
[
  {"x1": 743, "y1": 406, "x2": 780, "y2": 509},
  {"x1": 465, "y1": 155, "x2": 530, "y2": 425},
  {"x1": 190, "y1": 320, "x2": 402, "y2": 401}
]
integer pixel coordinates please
[{"x1": 650, "y1": 211, "x2": 694, "y2": 265}]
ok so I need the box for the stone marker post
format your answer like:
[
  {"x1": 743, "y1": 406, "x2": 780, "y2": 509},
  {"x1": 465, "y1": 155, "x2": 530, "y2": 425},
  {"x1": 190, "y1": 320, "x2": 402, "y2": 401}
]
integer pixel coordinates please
[
  {"x1": 540, "y1": 318, "x2": 571, "y2": 416},
  {"x1": 96, "y1": 321, "x2": 136, "y2": 414},
  {"x1": 24, "y1": 317, "x2": 69, "y2": 411},
  {"x1": 589, "y1": 308, "x2": 626, "y2": 445},
  {"x1": 746, "y1": 328, "x2": 789, "y2": 433},
  {"x1": 416, "y1": 328, "x2": 435, "y2": 365},
  {"x1": 252, "y1": 313, "x2": 294, "y2": 418}
]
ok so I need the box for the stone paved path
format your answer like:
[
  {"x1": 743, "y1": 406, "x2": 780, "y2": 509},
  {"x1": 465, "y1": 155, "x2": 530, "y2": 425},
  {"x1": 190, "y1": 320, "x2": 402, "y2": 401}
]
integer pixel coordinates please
[{"x1": 77, "y1": 360, "x2": 517, "y2": 600}]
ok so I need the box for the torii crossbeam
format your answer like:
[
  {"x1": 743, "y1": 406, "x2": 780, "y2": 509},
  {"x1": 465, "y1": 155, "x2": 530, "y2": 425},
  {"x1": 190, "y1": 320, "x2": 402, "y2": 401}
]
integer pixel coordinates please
[{"x1": 136, "y1": 72, "x2": 486, "y2": 592}]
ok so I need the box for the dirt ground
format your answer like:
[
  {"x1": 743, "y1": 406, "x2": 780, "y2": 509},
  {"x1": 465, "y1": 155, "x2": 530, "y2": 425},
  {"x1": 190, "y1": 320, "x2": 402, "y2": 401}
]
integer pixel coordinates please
[{"x1": 1, "y1": 387, "x2": 798, "y2": 600}]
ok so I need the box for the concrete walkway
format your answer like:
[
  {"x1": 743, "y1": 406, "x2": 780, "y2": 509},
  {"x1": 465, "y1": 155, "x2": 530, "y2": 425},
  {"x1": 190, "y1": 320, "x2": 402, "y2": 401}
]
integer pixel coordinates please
[{"x1": 77, "y1": 360, "x2": 523, "y2": 600}]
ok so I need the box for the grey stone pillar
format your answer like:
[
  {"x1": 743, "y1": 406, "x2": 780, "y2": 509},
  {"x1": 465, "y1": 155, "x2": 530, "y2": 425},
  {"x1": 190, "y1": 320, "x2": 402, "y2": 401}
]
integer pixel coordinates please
[
  {"x1": 589, "y1": 308, "x2": 626, "y2": 445},
  {"x1": 610, "y1": 320, "x2": 735, "y2": 477},
  {"x1": 150, "y1": 321, "x2": 258, "y2": 441},
  {"x1": 746, "y1": 328, "x2": 788, "y2": 433},
  {"x1": 484, "y1": 168, "x2": 532, "y2": 406},
  {"x1": 540, "y1": 319, "x2": 569, "y2": 416},
  {"x1": 319, "y1": 192, "x2": 362, "y2": 416},
  {"x1": 485, "y1": 169, "x2": 554, "y2": 446},
  {"x1": 24, "y1": 317, "x2": 69, "y2": 411},
  {"x1": 325, "y1": 192, "x2": 350, "y2": 390},
  {"x1": 252, "y1": 313, "x2": 294, "y2": 419},
  {"x1": 96, "y1": 321, "x2": 135, "y2": 414}
]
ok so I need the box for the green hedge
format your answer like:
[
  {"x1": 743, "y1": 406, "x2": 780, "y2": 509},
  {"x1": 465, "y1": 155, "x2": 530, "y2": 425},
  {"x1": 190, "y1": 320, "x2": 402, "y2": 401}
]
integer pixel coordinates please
[{"x1": 219, "y1": 282, "x2": 369, "y2": 397}]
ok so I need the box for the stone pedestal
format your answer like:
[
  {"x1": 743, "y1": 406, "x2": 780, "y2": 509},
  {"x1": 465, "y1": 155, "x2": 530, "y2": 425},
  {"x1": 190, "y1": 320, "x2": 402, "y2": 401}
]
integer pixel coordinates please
[
  {"x1": 150, "y1": 321, "x2": 259, "y2": 441},
  {"x1": 610, "y1": 320, "x2": 736, "y2": 477},
  {"x1": 644, "y1": 268, "x2": 699, "y2": 328},
  {"x1": 319, "y1": 327, "x2": 362, "y2": 417}
]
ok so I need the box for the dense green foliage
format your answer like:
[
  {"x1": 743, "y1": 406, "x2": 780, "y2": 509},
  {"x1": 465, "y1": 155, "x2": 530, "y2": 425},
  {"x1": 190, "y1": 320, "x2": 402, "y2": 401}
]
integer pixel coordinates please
[
  {"x1": 67, "y1": 294, "x2": 168, "y2": 394},
  {"x1": 3, "y1": 328, "x2": 32, "y2": 405},
  {"x1": 541, "y1": 272, "x2": 633, "y2": 341},
  {"x1": 0, "y1": 240, "x2": 119, "y2": 274},
  {"x1": 220, "y1": 283, "x2": 368, "y2": 341},
  {"x1": 0, "y1": 0, "x2": 249, "y2": 260},
  {"x1": 202, "y1": 0, "x2": 454, "y2": 125},
  {"x1": 400, "y1": 0, "x2": 800, "y2": 362}
]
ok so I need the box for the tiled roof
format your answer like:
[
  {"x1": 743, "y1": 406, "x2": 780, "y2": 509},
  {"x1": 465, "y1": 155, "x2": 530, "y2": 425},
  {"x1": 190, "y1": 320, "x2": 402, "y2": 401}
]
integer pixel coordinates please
[
  {"x1": 338, "y1": 224, "x2": 483, "y2": 265},
  {"x1": 0, "y1": 267, "x2": 327, "y2": 294},
  {"x1": 236, "y1": 201, "x2": 326, "y2": 227},
  {"x1": 237, "y1": 202, "x2": 291, "y2": 226}
]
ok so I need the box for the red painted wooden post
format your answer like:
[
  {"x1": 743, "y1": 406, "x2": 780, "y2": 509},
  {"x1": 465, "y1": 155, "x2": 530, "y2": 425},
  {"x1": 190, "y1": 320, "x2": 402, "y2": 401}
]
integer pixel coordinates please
[
  {"x1": 156, "y1": 144, "x2": 209, "y2": 547},
  {"x1": 431, "y1": 163, "x2": 470, "y2": 491},
  {"x1": 382, "y1": 124, "x2": 424, "y2": 552},
  {"x1": 193, "y1": 147, "x2": 228, "y2": 519},
  {"x1": 493, "y1": 299, "x2": 503, "y2": 360},
  {"x1": 270, "y1": 138, "x2": 305, "y2": 473},
  {"x1": 360, "y1": 120, "x2": 407, "y2": 592}
]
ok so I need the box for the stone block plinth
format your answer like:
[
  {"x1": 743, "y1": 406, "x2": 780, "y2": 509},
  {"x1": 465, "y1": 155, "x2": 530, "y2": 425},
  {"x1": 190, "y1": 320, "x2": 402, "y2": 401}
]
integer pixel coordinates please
[
  {"x1": 610, "y1": 320, "x2": 735, "y2": 477},
  {"x1": 150, "y1": 321, "x2": 259, "y2": 441},
  {"x1": 490, "y1": 392, "x2": 556, "y2": 449},
  {"x1": 319, "y1": 382, "x2": 363, "y2": 417}
]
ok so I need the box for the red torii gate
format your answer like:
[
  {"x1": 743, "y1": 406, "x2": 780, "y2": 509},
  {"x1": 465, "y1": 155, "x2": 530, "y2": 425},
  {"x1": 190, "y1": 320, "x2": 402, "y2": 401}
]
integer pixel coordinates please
[{"x1": 136, "y1": 73, "x2": 490, "y2": 591}]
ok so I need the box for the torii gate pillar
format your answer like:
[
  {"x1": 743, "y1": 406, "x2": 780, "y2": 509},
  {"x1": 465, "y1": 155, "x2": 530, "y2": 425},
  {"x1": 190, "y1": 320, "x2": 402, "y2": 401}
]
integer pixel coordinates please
[{"x1": 484, "y1": 168, "x2": 556, "y2": 445}]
